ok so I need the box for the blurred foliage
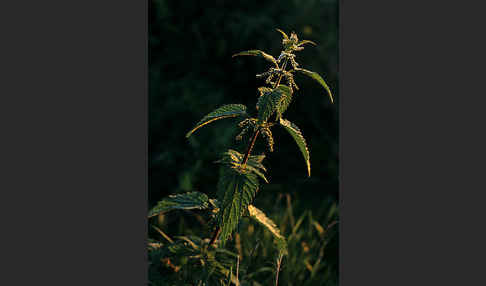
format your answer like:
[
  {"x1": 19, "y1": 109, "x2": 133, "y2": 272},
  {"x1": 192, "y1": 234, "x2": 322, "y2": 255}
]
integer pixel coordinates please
[{"x1": 149, "y1": 0, "x2": 338, "y2": 284}]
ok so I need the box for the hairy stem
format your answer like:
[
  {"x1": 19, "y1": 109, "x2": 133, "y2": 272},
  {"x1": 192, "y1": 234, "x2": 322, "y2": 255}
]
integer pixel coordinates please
[
  {"x1": 274, "y1": 58, "x2": 289, "y2": 88},
  {"x1": 271, "y1": 57, "x2": 289, "y2": 122},
  {"x1": 208, "y1": 226, "x2": 221, "y2": 247},
  {"x1": 242, "y1": 128, "x2": 261, "y2": 166},
  {"x1": 209, "y1": 54, "x2": 290, "y2": 249}
]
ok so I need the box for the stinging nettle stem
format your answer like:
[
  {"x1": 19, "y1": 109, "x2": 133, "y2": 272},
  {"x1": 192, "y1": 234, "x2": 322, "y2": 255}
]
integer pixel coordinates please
[
  {"x1": 208, "y1": 226, "x2": 221, "y2": 247},
  {"x1": 210, "y1": 50, "x2": 292, "y2": 248},
  {"x1": 242, "y1": 128, "x2": 261, "y2": 166},
  {"x1": 242, "y1": 57, "x2": 289, "y2": 167},
  {"x1": 274, "y1": 58, "x2": 289, "y2": 88}
]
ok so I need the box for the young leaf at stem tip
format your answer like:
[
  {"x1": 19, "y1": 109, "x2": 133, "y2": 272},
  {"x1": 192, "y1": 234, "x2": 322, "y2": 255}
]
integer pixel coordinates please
[
  {"x1": 276, "y1": 28, "x2": 289, "y2": 40},
  {"x1": 232, "y1": 50, "x2": 278, "y2": 68},
  {"x1": 298, "y1": 40, "x2": 317, "y2": 47}
]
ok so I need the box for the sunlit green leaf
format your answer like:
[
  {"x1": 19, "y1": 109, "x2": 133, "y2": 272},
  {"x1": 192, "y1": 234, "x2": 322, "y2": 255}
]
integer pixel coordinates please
[
  {"x1": 256, "y1": 85, "x2": 292, "y2": 123},
  {"x1": 186, "y1": 104, "x2": 247, "y2": 138},
  {"x1": 276, "y1": 28, "x2": 289, "y2": 40},
  {"x1": 279, "y1": 118, "x2": 311, "y2": 177},
  {"x1": 232, "y1": 50, "x2": 278, "y2": 67},
  {"x1": 248, "y1": 204, "x2": 287, "y2": 254},
  {"x1": 297, "y1": 40, "x2": 317, "y2": 46},
  {"x1": 294, "y1": 68, "x2": 333, "y2": 103}
]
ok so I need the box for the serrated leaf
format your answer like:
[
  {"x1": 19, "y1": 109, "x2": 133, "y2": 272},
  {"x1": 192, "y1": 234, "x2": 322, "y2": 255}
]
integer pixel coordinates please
[
  {"x1": 294, "y1": 68, "x2": 334, "y2": 103},
  {"x1": 257, "y1": 85, "x2": 293, "y2": 122},
  {"x1": 256, "y1": 90, "x2": 275, "y2": 122},
  {"x1": 243, "y1": 165, "x2": 268, "y2": 183},
  {"x1": 148, "y1": 192, "x2": 210, "y2": 218},
  {"x1": 275, "y1": 85, "x2": 293, "y2": 119},
  {"x1": 217, "y1": 167, "x2": 259, "y2": 245},
  {"x1": 232, "y1": 50, "x2": 278, "y2": 67},
  {"x1": 279, "y1": 118, "x2": 311, "y2": 177},
  {"x1": 186, "y1": 104, "x2": 247, "y2": 138},
  {"x1": 216, "y1": 149, "x2": 268, "y2": 183},
  {"x1": 248, "y1": 205, "x2": 287, "y2": 254}
]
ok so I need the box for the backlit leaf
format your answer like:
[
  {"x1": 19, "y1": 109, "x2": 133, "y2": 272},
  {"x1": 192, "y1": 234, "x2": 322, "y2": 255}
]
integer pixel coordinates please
[
  {"x1": 279, "y1": 118, "x2": 311, "y2": 177},
  {"x1": 276, "y1": 28, "x2": 289, "y2": 40},
  {"x1": 297, "y1": 40, "x2": 317, "y2": 46},
  {"x1": 256, "y1": 85, "x2": 293, "y2": 123},
  {"x1": 232, "y1": 50, "x2": 278, "y2": 67},
  {"x1": 294, "y1": 68, "x2": 333, "y2": 103},
  {"x1": 216, "y1": 149, "x2": 268, "y2": 183},
  {"x1": 248, "y1": 205, "x2": 287, "y2": 254},
  {"x1": 186, "y1": 104, "x2": 247, "y2": 138}
]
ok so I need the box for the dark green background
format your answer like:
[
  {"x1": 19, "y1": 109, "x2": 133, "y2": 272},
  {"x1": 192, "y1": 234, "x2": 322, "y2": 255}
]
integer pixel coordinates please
[{"x1": 149, "y1": 0, "x2": 338, "y2": 283}]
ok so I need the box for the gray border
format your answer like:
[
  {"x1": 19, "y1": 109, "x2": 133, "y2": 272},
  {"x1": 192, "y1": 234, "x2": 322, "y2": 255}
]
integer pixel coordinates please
[
  {"x1": 3, "y1": 0, "x2": 485, "y2": 284},
  {"x1": 1, "y1": 1, "x2": 147, "y2": 284},
  {"x1": 341, "y1": 1, "x2": 486, "y2": 285}
]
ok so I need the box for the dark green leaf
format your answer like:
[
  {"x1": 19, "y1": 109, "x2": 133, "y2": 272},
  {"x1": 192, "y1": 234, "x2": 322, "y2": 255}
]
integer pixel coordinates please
[
  {"x1": 186, "y1": 104, "x2": 247, "y2": 138},
  {"x1": 257, "y1": 85, "x2": 293, "y2": 122},
  {"x1": 279, "y1": 118, "x2": 311, "y2": 177},
  {"x1": 294, "y1": 68, "x2": 334, "y2": 103},
  {"x1": 275, "y1": 85, "x2": 293, "y2": 119},
  {"x1": 257, "y1": 88, "x2": 280, "y2": 123},
  {"x1": 232, "y1": 50, "x2": 278, "y2": 67},
  {"x1": 148, "y1": 192, "x2": 210, "y2": 218},
  {"x1": 217, "y1": 167, "x2": 259, "y2": 245}
]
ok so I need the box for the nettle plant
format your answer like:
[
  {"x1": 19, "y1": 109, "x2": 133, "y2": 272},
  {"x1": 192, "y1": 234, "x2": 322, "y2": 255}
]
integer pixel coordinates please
[{"x1": 148, "y1": 29, "x2": 333, "y2": 285}]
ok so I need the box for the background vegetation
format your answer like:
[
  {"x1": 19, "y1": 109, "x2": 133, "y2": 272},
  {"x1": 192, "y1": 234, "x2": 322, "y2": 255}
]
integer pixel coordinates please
[{"x1": 149, "y1": 0, "x2": 338, "y2": 284}]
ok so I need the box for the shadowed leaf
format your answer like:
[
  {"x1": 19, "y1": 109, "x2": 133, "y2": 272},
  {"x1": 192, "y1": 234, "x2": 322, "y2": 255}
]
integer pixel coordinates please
[
  {"x1": 148, "y1": 192, "x2": 210, "y2": 218},
  {"x1": 217, "y1": 167, "x2": 259, "y2": 245},
  {"x1": 275, "y1": 85, "x2": 293, "y2": 119}
]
